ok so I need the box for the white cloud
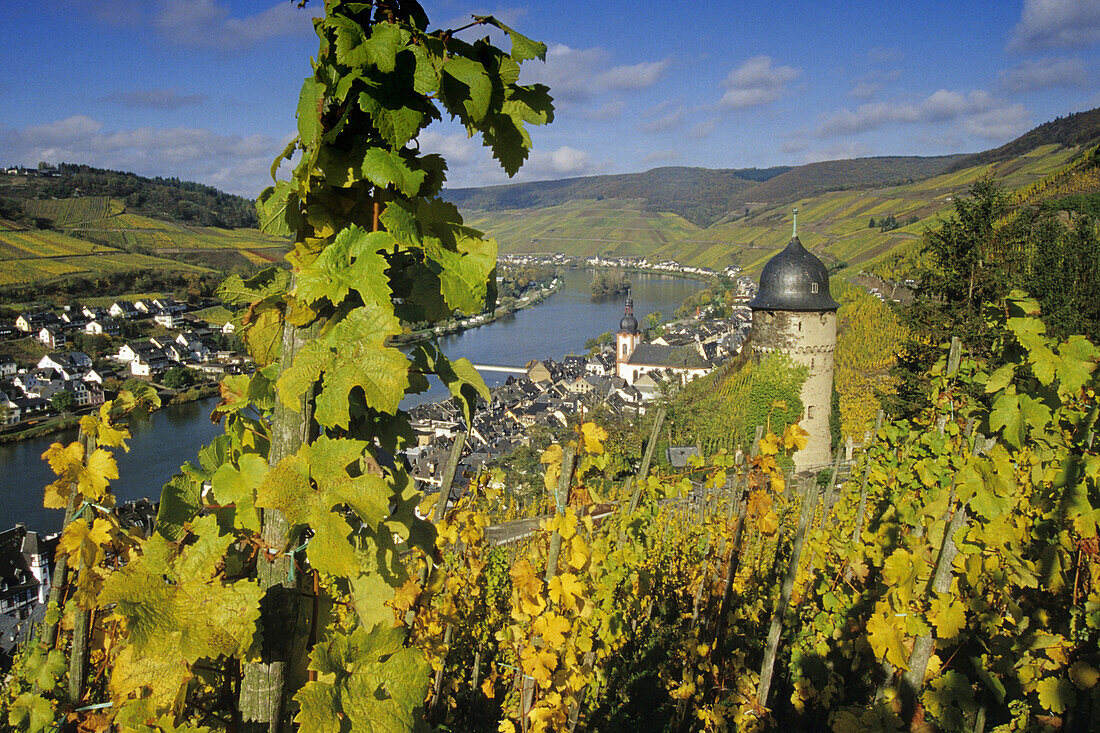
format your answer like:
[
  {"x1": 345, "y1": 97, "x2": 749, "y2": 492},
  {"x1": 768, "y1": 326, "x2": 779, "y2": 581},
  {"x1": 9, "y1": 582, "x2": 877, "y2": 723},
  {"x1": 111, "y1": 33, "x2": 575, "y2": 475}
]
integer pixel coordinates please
[
  {"x1": 102, "y1": 87, "x2": 206, "y2": 110},
  {"x1": 2, "y1": 115, "x2": 284, "y2": 196},
  {"x1": 154, "y1": 0, "x2": 316, "y2": 50},
  {"x1": 998, "y1": 57, "x2": 1088, "y2": 93},
  {"x1": 780, "y1": 137, "x2": 808, "y2": 154},
  {"x1": 584, "y1": 100, "x2": 625, "y2": 121},
  {"x1": 962, "y1": 104, "x2": 1031, "y2": 141},
  {"x1": 526, "y1": 146, "x2": 592, "y2": 177},
  {"x1": 690, "y1": 119, "x2": 717, "y2": 139},
  {"x1": 639, "y1": 101, "x2": 685, "y2": 133},
  {"x1": 523, "y1": 44, "x2": 669, "y2": 105},
  {"x1": 643, "y1": 150, "x2": 680, "y2": 164},
  {"x1": 1010, "y1": 0, "x2": 1100, "y2": 50},
  {"x1": 866, "y1": 46, "x2": 904, "y2": 64},
  {"x1": 419, "y1": 126, "x2": 598, "y2": 187},
  {"x1": 817, "y1": 89, "x2": 1016, "y2": 136},
  {"x1": 848, "y1": 69, "x2": 901, "y2": 100},
  {"x1": 719, "y1": 55, "x2": 801, "y2": 109},
  {"x1": 801, "y1": 141, "x2": 873, "y2": 164},
  {"x1": 597, "y1": 61, "x2": 670, "y2": 90}
]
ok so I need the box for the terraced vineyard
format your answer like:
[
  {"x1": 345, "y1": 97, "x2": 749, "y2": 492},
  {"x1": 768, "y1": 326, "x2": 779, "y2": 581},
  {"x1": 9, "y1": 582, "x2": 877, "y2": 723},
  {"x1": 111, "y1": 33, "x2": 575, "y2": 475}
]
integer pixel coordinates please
[
  {"x1": 462, "y1": 199, "x2": 700, "y2": 259},
  {"x1": 463, "y1": 143, "x2": 1087, "y2": 280},
  {"x1": 0, "y1": 194, "x2": 288, "y2": 287}
]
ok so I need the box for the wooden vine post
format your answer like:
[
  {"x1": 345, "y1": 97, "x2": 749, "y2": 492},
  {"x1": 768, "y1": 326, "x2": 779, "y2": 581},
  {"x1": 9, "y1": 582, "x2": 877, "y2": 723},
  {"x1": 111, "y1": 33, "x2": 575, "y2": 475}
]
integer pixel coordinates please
[
  {"x1": 238, "y1": 315, "x2": 319, "y2": 730},
  {"x1": 757, "y1": 476, "x2": 820, "y2": 707}
]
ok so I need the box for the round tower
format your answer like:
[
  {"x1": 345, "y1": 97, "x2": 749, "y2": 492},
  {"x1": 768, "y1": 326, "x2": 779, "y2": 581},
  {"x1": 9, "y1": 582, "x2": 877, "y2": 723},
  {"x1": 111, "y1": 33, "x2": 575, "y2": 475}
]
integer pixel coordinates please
[
  {"x1": 615, "y1": 294, "x2": 642, "y2": 379},
  {"x1": 748, "y1": 214, "x2": 839, "y2": 469}
]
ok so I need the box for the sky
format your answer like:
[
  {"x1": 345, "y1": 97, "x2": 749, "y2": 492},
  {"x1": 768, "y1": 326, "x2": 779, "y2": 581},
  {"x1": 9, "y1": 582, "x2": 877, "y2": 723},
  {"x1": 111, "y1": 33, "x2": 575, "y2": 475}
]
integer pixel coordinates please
[{"x1": 2, "y1": 0, "x2": 1100, "y2": 197}]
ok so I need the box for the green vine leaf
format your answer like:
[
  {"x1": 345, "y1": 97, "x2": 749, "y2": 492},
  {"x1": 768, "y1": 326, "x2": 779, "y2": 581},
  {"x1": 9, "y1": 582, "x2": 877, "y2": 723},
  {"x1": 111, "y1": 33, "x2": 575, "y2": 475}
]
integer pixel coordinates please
[
  {"x1": 278, "y1": 302, "x2": 409, "y2": 427},
  {"x1": 294, "y1": 226, "x2": 394, "y2": 309},
  {"x1": 100, "y1": 516, "x2": 262, "y2": 713},
  {"x1": 475, "y1": 15, "x2": 548, "y2": 62},
  {"x1": 295, "y1": 625, "x2": 430, "y2": 732},
  {"x1": 255, "y1": 436, "x2": 392, "y2": 577}
]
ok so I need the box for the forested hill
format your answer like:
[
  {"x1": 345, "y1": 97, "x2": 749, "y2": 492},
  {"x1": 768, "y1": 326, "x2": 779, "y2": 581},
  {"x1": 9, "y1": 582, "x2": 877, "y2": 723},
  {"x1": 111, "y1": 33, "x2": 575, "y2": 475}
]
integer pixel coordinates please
[
  {"x1": 3, "y1": 163, "x2": 257, "y2": 228},
  {"x1": 444, "y1": 166, "x2": 791, "y2": 227},
  {"x1": 445, "y1": 156, "x2": 967, "y2": 226},
  {"x1": 728, "y1": 154, "x2": 966, "y2": 212},
  {"x1": 945, "y1": 106, "x2": 1100, "y2": 172}
]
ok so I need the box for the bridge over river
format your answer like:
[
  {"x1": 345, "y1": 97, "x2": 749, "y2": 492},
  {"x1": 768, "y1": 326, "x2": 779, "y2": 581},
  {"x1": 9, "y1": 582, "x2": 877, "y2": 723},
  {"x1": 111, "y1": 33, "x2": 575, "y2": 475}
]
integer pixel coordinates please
[{"x1": 471, "y1": 364, "x2": 527, "y2": 375}]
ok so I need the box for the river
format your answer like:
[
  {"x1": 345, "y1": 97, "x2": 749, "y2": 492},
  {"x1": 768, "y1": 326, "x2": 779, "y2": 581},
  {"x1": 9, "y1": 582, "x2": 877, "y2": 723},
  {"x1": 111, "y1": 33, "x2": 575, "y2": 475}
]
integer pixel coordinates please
[{"x1": 0, "y1": 269, "x2": 702, "y2": 534}]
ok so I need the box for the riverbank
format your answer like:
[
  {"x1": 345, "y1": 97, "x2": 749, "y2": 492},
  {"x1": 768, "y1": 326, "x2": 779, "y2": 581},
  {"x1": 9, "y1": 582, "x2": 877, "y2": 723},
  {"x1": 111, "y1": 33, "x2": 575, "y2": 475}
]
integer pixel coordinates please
[
  {"x1": 0, "y1": 381, "x2": 220, "y2": 445},
  {"x1": 392, "y1": 276, "x2": 563, "y2": 345}
]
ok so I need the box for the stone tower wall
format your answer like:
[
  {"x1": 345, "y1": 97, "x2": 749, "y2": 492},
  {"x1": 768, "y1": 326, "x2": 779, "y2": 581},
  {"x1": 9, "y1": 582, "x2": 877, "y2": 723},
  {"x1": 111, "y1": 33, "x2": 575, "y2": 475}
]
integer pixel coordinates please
[{"x1": 750, "y1": 309, "x2": 836, "y2": 469}]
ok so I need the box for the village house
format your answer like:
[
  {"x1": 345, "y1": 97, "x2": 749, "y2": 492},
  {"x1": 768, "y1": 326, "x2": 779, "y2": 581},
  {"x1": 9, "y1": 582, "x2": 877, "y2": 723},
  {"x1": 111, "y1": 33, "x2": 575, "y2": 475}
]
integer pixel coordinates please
[
  {"x1": 108, "y1": 301, "x2": 140, "y2": 320},
  {"x1": 154, "y1": 311, "x2": 183, "y2": 329},
  {"x1": 37, "y1": 352, "x2": 92, "y2": 379},
  {"x1": 85, "y1": 318, "x2": 120, "y2": 336},
  {"x1": 15, "y1": 312, "x2": 60, "y2": 333},
  {"x1": 38, "y1": 327, "x2": 66, "y2": 349},
  {"x1": 81, "y1": 305, "x2": 109, "y2": 321}
]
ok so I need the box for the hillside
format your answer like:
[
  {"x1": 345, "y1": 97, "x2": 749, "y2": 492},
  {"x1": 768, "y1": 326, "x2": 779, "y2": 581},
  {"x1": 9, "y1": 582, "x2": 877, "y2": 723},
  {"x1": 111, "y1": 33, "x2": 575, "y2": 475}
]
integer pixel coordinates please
[
  {"x1": 944, "y1": 106, "x2": 1100, "y2": 172},
  {"x1": 1, "y1": 163, "x2": 257, "y2": 228},
  {"x1": 727, "y1": 154, "x2": 966, "y2": 211},
  {"x1": 0, "y1": 171, "x2": 288, "y2": 294},
  {"x1": 457, "y1": 110, "x2": 1100, "y2": 280},
  {"x1": 445, "y1": 166, "x2": 789, "y2": 227}
]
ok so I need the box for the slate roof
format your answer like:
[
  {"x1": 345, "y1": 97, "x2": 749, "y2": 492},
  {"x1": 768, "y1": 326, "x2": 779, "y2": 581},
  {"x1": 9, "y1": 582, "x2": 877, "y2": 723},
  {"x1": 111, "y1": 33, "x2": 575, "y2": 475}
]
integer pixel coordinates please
[
  {"x1": 626, "y1": 343, "x2": 709, "y2": 369},
  {"x1": 749, "y1": 236, "x2": 839, "y2": 311}
]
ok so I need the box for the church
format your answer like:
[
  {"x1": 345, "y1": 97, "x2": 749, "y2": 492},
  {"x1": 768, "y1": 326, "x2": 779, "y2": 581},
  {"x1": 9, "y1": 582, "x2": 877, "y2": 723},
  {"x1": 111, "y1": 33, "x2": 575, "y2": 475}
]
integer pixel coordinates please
[{"x1": 614, "y1": 296, "x2": 713, "y2": 386}]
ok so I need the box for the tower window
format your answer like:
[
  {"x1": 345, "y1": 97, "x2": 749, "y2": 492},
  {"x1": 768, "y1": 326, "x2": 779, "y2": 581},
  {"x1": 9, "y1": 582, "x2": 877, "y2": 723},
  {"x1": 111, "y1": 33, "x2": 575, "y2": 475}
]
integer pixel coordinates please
[
  {"x1": 797, "y1": 320, "x2": 802, "y2": 332},
  {"x1": 811, "y1": 282, "x2": 819, "y2": 294},
  {"x1": 622, "y1": 343, "x2": 627, "y2": 356},
  {"x1": 807, "y1": 405, "x2": 814, "y2": 419}
]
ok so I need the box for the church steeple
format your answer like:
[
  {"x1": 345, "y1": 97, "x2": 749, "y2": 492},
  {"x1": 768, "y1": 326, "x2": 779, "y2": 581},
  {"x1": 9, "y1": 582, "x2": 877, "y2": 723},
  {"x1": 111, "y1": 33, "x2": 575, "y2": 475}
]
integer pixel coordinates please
[
  {"x1": 619, "y1": 292, "x2": 639, "y2": 334},
  {"x1": 615, "y1": 291, "x2": 642, "y2": 377}
]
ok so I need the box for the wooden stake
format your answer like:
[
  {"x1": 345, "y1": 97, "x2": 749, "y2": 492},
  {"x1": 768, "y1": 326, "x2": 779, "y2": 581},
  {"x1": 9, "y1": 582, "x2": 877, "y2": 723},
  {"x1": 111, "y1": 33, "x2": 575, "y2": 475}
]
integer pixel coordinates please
[{"x1": 757, "y1": 477, "x2": 819, "y2": 707}]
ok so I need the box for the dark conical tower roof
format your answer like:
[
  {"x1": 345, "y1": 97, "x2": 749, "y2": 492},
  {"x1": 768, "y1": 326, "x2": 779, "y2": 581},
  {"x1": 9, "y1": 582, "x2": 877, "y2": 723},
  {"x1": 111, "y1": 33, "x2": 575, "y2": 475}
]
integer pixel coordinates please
[{"x1": 749, "y1": 236, "x2": 839, "y2": 311}]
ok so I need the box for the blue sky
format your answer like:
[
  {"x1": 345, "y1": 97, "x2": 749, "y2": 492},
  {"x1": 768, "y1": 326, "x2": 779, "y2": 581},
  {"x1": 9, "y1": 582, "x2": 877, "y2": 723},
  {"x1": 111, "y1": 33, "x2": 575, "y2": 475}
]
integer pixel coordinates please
[{"x1": 2, "y1": 0, "x2": 1099, "y2": 196}]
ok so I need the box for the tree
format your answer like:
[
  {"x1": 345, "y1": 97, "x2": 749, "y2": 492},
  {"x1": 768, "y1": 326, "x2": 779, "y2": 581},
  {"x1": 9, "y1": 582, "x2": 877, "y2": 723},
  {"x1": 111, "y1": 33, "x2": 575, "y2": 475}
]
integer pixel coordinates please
[
  {"x1": 161, "y1": 366, "x2": 198, "y2": 390},
  {"x1": 891, "y1": 179, "x2": 1015, "y2": 416},
  {"x1": 868, "y1": 217, "x2": 875, "y2": 228},
  {"x1": 50, "y1": 390, "x2": 75, "y2": 414}
]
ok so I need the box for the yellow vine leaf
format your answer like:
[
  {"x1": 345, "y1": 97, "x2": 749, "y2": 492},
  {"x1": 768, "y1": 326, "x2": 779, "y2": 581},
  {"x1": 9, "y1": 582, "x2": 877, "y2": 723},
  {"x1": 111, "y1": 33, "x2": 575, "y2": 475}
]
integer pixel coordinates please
[
  {"x1": 567, "y1": 534, "x2": 589, "y2": 570},
  {"x1": 929, "y1": 595, "x2": 967, "y2": 639},
  {"x1": 520, "y1": 645, "x2": 557, "y2": 686},
  {"x1": 579, "y1": 422, "x2": 607, "y2": 455},
  {"x1": 783, "y1": 423, "x2": 809, "y2": 452},
  {"x1": 80, "y1": 448, "x2": 119, "y2": 502},
  {"x1": 389, "y1": 578, "x2": 420, "y2": 616},
  {"x1": 1069, "y1": 661, "x2": 1099, "y2": 689},
  {"x1": 541, "y1": 443, "x2": 563, "y2": 491},
  {"x1": 866, "y1": 610, "x2": 909, "y2": 670},
  {"x1": 43, "y1": 441, "x2": 83, "y2": 476},
  {"x1": 759, "y1": 431, "x2": 780, "y2": 456},
  {"x1": 532, "y1": 613, "x2": 571, "y2": 647},
  {"x1": 882, "y1": 549, "x2": 918, "y2": 603},
  {"x1": 548, "y1": 572, "x2": 584, "y2": 611}
]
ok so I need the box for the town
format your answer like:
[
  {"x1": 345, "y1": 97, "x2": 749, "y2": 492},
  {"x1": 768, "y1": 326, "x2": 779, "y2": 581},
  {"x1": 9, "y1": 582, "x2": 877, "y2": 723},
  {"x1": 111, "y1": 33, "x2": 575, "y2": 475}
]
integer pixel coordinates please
[{"x1": 0, "y1": 296, "x2": 247, "y2": 430}]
